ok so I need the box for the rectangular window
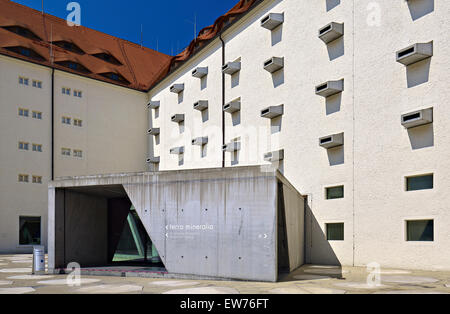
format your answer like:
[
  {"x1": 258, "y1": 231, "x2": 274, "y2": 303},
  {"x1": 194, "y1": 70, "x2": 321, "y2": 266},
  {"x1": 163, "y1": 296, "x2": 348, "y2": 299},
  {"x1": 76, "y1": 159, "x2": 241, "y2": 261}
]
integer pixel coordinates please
[
  {"x1": 19, "y1": 76, "x2": 29, "y2": 85},
  {"x1": 32, "y1": 144, "x2": 42, "y2": 152},
  {"x1": 18, "y1": 174, "x2": 29, "y2": 182},
  {"x1": 62, "y1": 87, "x2": 71, "y2": 95},
  {"x1": 19, "y1": 142, "x2": 29, "y2": 150},
  {"x1": 32, "y1": 176, "x2": 42, "y2": 184},
  {"x1": 74, "y1": 119, "x2": 82, "y2": 127},
  {"x1": 19, "y1": 216, "x2": 41, "y2": 245},
  {"x1": 62, "y1": 116, "x2": 71, "y2": 125},
  {"x1": 326, "y1": 186, "x2": 344, "y2": 200},
  {"x1": 19, "y1": 108, "x2": 29, "y2": 117},
  {"x1": 32, "y1": 111, "x2": 42, "y2": 119},
  {"x1": 407, "y1": 220, "x2": 434, "y2": 242},
  {"x1": 74, "y1": 90, "x2": 82, "y2": 98},
  {"x1": 406, "y1": 174, "x2": 433, "y2": 191},
  {"x1": 32, "y1": 80, "x2": 42, "y2": 88},
  {"x1": 326, "y1": 223, "x2": 344, "y2": 241},
  {"x1": 73, "y1": 150, "x2": 83, "y2": 158},
  {"x1": 61, "y1": 148, "x2": 71, "y2": 156}
]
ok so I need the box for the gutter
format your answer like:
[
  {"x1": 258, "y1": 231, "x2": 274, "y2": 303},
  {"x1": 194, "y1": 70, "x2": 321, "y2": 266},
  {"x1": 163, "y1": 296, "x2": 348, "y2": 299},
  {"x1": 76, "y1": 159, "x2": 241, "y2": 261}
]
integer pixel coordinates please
[
  {"x1": 220, "y1": 34, "x2": 226, "y2": 168},
  {"x1": 51, "y1": 68, "x2": 55, "y2": 180}
]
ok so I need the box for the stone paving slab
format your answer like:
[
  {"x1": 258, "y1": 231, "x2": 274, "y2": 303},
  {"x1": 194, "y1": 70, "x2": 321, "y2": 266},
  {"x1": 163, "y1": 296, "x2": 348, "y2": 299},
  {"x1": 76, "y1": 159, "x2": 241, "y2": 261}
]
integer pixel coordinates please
[{"x1": 1, "y1": 254, "x2": 450, "y2": 294}]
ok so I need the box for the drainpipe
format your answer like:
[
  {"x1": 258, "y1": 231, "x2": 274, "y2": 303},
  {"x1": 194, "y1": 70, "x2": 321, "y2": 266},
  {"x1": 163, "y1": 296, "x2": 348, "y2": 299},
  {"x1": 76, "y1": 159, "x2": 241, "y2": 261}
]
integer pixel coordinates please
[
  {"x1": 51, "y1": 68, "x2": 55, "y2": 181},
  {"x1": 220, "y1": 34, "x2": 226, "y2": 168}
]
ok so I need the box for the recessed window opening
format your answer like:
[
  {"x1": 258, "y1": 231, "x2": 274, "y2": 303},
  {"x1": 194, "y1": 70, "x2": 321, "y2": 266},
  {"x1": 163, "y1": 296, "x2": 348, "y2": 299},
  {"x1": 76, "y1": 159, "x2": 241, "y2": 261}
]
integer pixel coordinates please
[
  {"x1": 316, "y1": 84, "x2": 328, "y2": 92},
  {"x1": 403, "y1": 113, "x2": 421, "y2": 122},
  {"x1": 406, "y1": 174, "x2": 433, "y2": 191},
  {"x1": 398, "y1": 47, "x2": 415, "y2": 58},
  {"x1": 407, "y1": 220, "x2": 434, "y2": 242},
  {"x1": 320, "y1": 25, "x2": 332, "y2": 34}
]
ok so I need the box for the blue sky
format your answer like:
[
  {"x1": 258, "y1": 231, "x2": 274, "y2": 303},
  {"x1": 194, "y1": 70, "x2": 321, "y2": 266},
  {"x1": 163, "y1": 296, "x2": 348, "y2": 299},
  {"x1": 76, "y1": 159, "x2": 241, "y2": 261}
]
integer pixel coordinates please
[{"x1": 12, "y1": 0, "x2": 238, "y2": 56}]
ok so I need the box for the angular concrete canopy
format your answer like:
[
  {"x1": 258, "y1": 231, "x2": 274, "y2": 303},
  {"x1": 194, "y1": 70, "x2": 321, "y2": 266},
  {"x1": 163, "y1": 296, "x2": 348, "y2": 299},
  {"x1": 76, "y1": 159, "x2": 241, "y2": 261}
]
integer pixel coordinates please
[{"x1": 48, "y1": 166, "x2": 305, "y2": 282}]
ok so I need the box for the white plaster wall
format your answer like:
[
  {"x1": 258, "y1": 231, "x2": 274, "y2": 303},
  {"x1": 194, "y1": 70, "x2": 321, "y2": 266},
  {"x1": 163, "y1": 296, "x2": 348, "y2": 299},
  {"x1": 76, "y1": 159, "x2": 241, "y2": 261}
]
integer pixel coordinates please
[
  {"x1": 0, "y1": 55, "x2": 51, "y2": 252},
  {"x1": 0, "y1": 55, "x2": 149, "y2": 252},
  {"x1": 148, "y1": 41, "x2": 224, "y2": 170},
  {"x1": 148, "y1": 0, "x2": 450, "y2": 270},
  {"x1": 54, "y1": 70, "x2": 148, "y2": 177},
  {"x1": 352, "y1": 0, "x2": 450, "y2": 270}
]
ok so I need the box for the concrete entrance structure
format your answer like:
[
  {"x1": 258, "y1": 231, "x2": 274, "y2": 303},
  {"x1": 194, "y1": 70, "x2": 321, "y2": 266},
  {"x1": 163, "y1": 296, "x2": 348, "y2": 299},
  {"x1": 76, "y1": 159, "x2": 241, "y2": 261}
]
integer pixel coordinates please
[{"x1": 48, "y1": 166, "x2": 305, "y2": 282}]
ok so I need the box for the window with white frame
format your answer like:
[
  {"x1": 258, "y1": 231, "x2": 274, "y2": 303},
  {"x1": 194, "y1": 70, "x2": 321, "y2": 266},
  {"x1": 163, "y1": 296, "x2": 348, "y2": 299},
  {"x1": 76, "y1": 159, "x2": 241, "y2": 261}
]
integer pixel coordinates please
[
  {"x1": 62, "y1": 87, "x2": 71, "y2": 95},
  {"x1": 32, "y1": 80, "x2": 42, "y2": 88},
  {"x1": 18, "y1": 141, "x2": 29, "y2": 150},
  {"x1": 32, "y1": 175, "x2": 42, "y2": 184},
  {"x1": 73, "y1": 149, "x2": 83, "y2": 158},
  {"x1": 32, "y1": 144, "x2": 42, "y2": 152},
  {"x1": 74, "y1": 90, "x2": 82, "y2": 98},
  {"x1": 18, "y1": 174, "x2": 29, "y2": 182},
  {"x1": 19, "y1": 76, "x2": 29, "y2": 85},
  {"x1": 61, "y1": 148, "x2": 71, "y2": 156},
  {"x1": 62, "y1": 116, "x2": 71, "y2": 125},
  {"x1": 18, "y1": 108, "x2": 29, "y2": 117},
  {"x1": 32, "y1": 111, "x2": 42, "y2": 119},
  {"x1": 74, "y1": 119, "x2": 82, "y2": 127}
]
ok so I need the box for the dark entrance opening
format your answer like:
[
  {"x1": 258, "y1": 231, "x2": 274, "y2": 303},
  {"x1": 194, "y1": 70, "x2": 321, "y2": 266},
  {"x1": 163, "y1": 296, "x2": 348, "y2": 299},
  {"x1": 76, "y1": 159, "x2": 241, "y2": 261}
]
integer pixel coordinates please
[{"x1": 54, "y1": 185, "x2": 166, "y2": 273}]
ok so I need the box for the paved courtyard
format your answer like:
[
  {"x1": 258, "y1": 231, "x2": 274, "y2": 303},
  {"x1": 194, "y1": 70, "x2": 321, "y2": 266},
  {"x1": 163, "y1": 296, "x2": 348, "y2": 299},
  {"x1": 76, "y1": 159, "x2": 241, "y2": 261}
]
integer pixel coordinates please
[{"x1": 0, "y1": 254, "x2": 449, "y2": 294}]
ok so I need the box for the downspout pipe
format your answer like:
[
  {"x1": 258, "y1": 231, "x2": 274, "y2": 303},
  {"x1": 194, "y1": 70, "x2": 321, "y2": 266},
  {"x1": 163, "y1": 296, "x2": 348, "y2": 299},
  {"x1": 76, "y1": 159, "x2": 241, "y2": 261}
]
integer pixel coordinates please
[
  {"x1": 220, "y1": 34, "x2": 225, "y2": 168},
  {"x1": 51, "y1": 68, "x2": 55, "y2": 181}
]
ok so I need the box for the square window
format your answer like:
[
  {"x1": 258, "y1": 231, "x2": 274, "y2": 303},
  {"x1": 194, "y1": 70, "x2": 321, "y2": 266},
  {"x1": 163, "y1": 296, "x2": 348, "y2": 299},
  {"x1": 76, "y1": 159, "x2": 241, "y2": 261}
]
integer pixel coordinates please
[
  {"x1": 61, "y1": 148, "x2": 71, "y2": 156},
  {"x1": 326, "y1": 186, "x2": 344, "y2": 200},
  {"x1": 407, "y1": 220, "x2": 434, "y2": 242},
  {"x1": 19, "y1": 216, "x2": 41, "y2": 245},
  {"x1": 74, "y1": 150, "x2": 83, "y2": 158},
  {"x1": 406, "y1": 175, "x2": 433, "y2": 191},
  {"x1": 18, "y1": 174, "x2": 29, "y2": 182},
  {"x1": 32, "y1": 176, "x2": 42, "y2": 184},
  {"x1": 19, "y1": 108, "x2": 29, "y2": 117},
  {"x1": 326, "y1": 223, "x2": 344, "y2": 241}
]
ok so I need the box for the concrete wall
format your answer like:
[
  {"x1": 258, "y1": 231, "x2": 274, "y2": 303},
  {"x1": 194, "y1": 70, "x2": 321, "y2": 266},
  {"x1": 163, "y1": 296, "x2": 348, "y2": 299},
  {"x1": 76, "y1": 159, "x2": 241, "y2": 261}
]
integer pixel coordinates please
[
  {"x1": 0, "y1": 54, "x2": 148, "y2": 253},
  {"x1": 48, "y1": 166, "x2": 305, "y2": 282},
  {"x1": 148, "y1": 0, "x2": 450, "y2": 271}
]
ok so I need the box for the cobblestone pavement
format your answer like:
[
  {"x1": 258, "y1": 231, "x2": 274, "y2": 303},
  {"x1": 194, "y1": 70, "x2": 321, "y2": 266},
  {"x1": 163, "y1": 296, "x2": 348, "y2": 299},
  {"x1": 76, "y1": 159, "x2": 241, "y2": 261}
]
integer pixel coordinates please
[{"x1": 0, "y1": 254, "x2": 449, "y2": 294}]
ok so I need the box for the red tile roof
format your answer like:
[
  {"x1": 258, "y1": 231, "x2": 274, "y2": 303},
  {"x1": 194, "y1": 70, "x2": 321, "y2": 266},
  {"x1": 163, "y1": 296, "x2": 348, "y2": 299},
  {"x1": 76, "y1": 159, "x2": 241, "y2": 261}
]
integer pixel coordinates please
[
  {"x1": 171, "y1": 0, "x2": 260, "y2": 68},
  {"x1": 0, "y1": 0, "x2": 172, "y2": 91}
]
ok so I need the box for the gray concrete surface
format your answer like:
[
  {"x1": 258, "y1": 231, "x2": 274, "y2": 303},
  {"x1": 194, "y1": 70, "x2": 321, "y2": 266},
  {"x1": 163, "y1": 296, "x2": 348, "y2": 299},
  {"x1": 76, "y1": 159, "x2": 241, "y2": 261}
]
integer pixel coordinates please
[{"x1": 48, "y1": 166, "x2": 305, "y2": 282}]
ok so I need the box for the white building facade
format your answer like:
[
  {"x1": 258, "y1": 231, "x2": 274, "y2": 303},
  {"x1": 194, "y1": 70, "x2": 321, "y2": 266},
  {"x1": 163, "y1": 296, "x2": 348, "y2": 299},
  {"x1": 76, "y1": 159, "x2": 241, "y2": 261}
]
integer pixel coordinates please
[{"x1": 148, "y1": 0, "x2": 450, "y2": 270}]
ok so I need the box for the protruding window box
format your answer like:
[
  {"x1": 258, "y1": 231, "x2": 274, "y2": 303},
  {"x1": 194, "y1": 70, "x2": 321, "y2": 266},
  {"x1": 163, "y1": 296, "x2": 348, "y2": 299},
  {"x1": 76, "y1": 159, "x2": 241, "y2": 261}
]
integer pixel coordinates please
[
  {"x1": 147, "y1": 100, "x2": 160, "y2": 109},
  {"x1": 146, "y1": 157, "x2": 160, "y2": 164},
  {"x1": 222, "y1": 62, "x2": 241, "y2": 75},
  {"x1": 264, "y1": 149, "x2": 284, "y2": 162},
  {"x1": 315, "y1": 79, "x2": 344, "y2": 98},
  {"x1": 147, "y1": 128, "x2": 160, "y2": 136},
  {"x1": 396, "y1": 42, "x2": 433, "y2": 66},
  {"x1": 263, "y1": 57, "x2": 284, "y2": 73},
  {"x1": 192, "y1": 67, "x2": 208, "y2": 78},
  {"x1": 260, "y1": 13, "x2": 284, "y2": 30},
  {"x1": 318, "y1": 22, "x2": 344, "y2": 44},
  {"x1": 319, "y1": 133, "x2": 344, "y2": 149},
  {"x1": 401, "y1": 108, "x2": 433, "y2": 129},
  {"x1": 170, "y1": 147, "x2": 185, "y2": 155},
  {"x1": 193, "y1": 100, "x2": 209, "y2": 111},
  {"x1": 171, "y1": 114, "x2": 185, "y2": 123},
  {"x1": 222, "y1": 142, "x2": 241, "y2": 152},
  {"x1": 223, "y1": 99, "x2": 241, "y2": 114},
  {"x1": 261, "y1": 105, "x2": 284, "y2": 119},
  {"x1": 170, "y1": 84, "x2": 185, "y2": 94},
  {"x1": 192, "y1": 137, "x2": 208, "y2": 146}
]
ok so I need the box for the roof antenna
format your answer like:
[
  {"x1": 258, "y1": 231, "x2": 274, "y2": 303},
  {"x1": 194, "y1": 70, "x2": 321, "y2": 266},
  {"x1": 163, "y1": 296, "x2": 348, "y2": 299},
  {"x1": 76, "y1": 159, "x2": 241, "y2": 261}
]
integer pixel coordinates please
[
  {"x1": 140, "y1": 24, "x2": 143, "y2": 48},
  {"x1": 185, "y1": 13, "x2": 197, "y2": 40}
]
